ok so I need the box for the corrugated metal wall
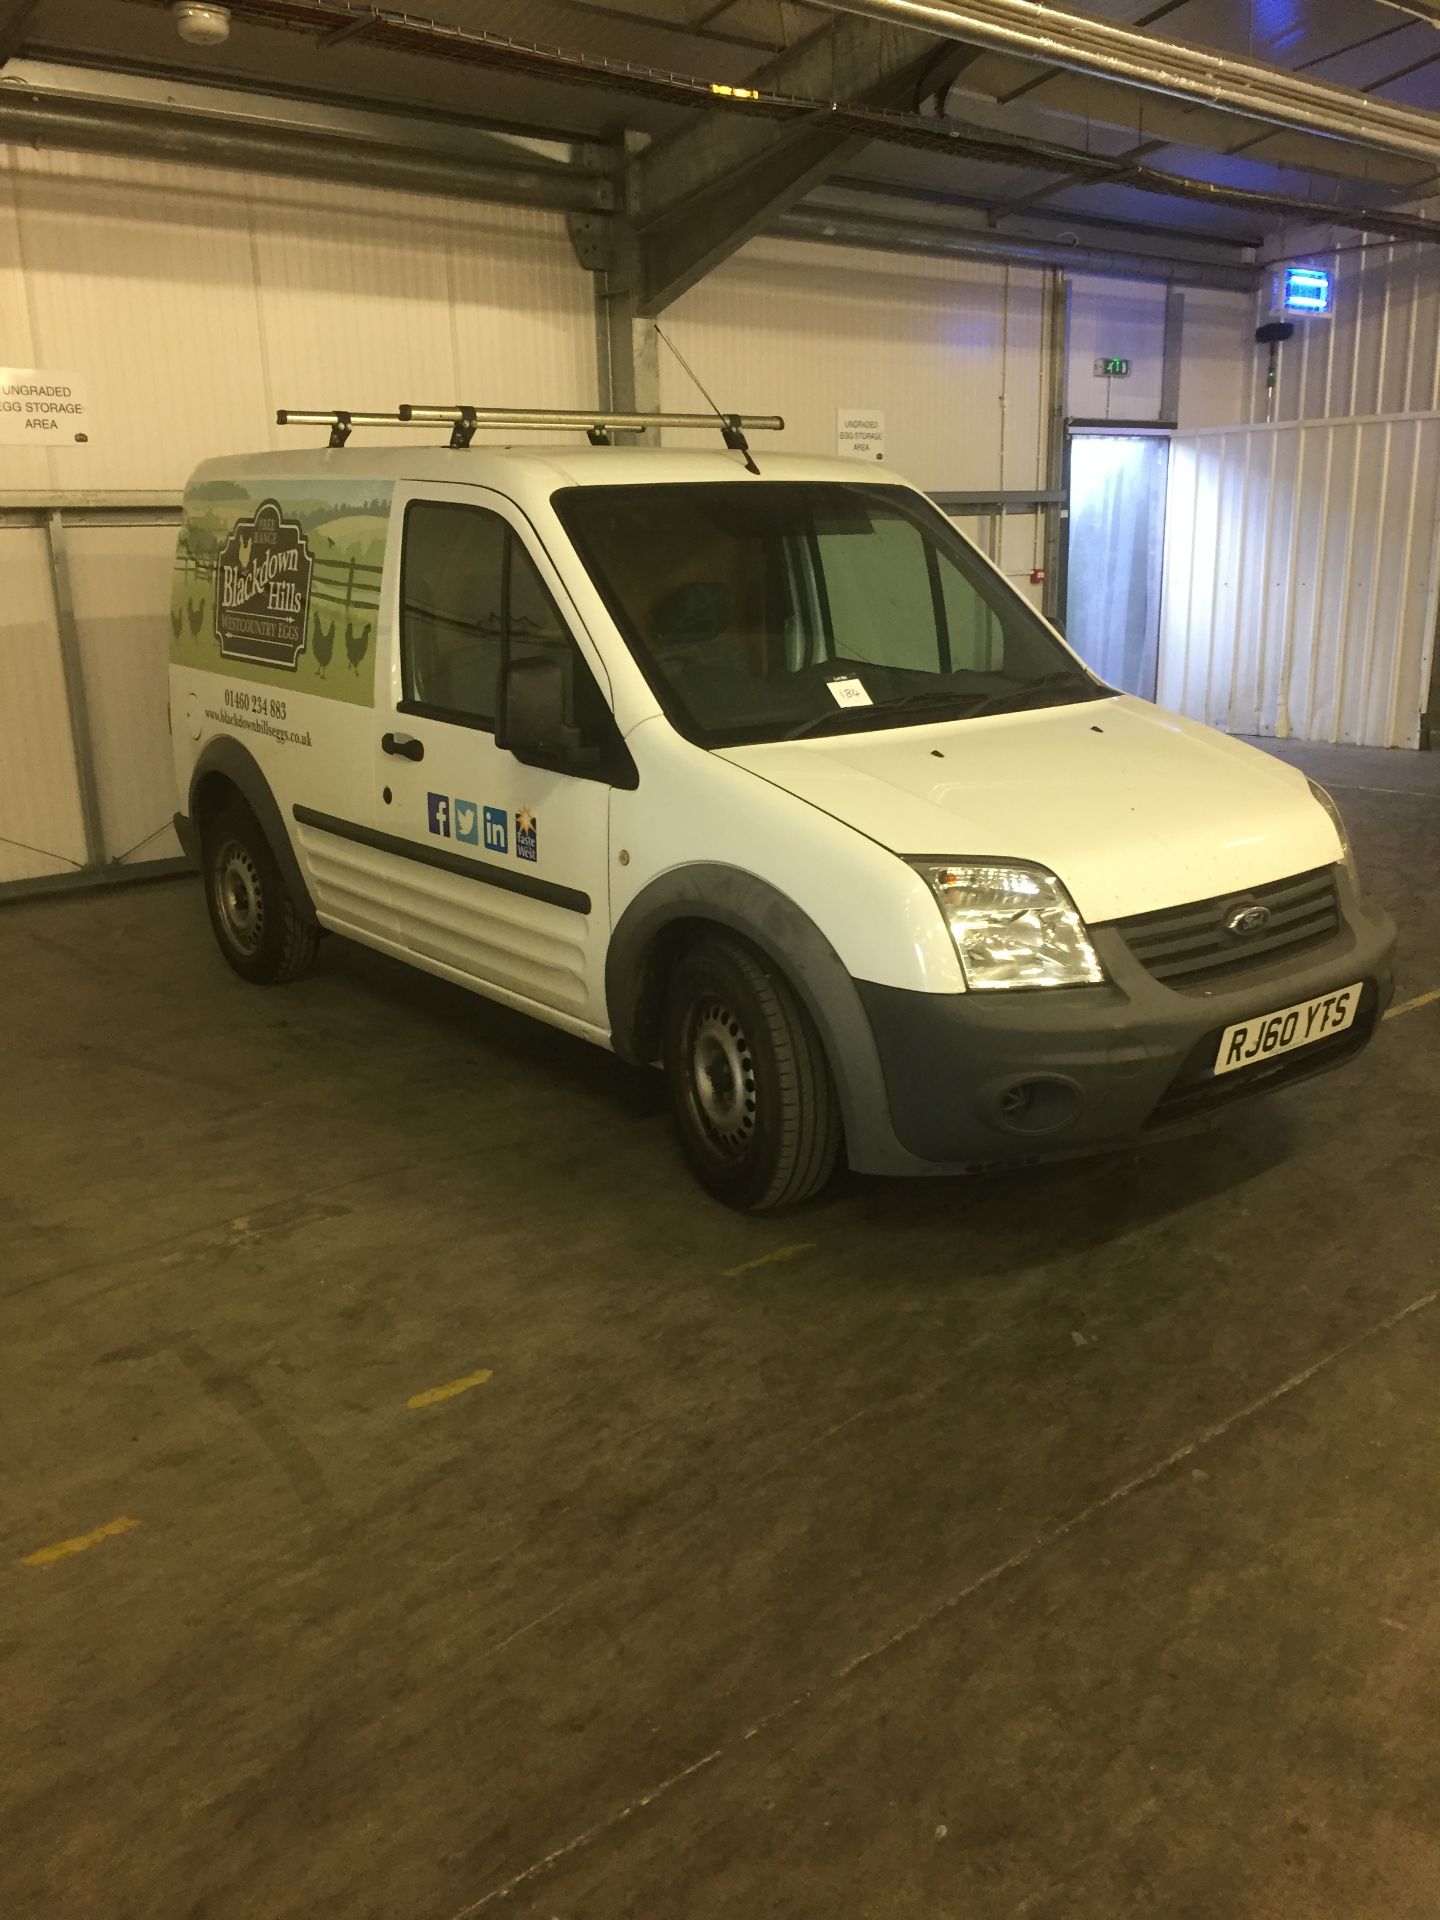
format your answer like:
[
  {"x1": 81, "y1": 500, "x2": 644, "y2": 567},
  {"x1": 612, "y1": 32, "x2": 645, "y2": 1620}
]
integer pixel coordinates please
[
  {"x1": 661, "y1": 236, "x2": 1047, "y2": 492},
  {"x1": 1067, "y1": 273, "x2": 1169, "y2": 421},
  {"x1": 661, "y1": 239, "x2": 1248, "y2": 600},
  {"x1": 0, "y1": 145, "x2": 597, "y2": 494},
  {"x1": 1159, "y1": 414, "x2": 1440, "y2": 748},
  {"x1": 1252, "y1": 241, "x2": 1440, "y2": 426},
  {"x1": 0, "y1": 525, "x2": 91, "y2": 886},
  {"x1": 0, "y1": 144, "x2": 597, "y2": 889},
  {"x1": 660, "y1": 235, "x2": 1049, "y2": 595}
]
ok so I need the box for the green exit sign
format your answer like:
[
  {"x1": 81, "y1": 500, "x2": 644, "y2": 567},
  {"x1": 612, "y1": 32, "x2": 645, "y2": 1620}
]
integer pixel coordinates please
[{"x1": 1096, "y1": 357, "x2": 1131, "y2": 377}]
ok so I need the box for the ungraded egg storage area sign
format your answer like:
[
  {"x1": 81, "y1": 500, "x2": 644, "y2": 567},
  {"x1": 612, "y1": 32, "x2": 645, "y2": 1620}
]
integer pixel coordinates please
[
  {"x1": 838, "y1": 410, "x2": 884, "y2": 461},
  {"x1": 0, "y1": 369, "x2": 90, "y2": 445}
]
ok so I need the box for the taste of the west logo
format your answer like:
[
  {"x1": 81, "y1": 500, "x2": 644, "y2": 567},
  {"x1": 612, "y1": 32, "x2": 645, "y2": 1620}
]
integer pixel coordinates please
[{"x1": 215, "y1": 500, "x2": 314, "y2": 668}]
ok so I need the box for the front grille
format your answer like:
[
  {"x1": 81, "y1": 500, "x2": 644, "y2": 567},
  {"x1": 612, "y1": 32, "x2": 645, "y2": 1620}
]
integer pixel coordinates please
[{"x1": 1112, "y1": 866, "x2": 1341, "y2": 991}]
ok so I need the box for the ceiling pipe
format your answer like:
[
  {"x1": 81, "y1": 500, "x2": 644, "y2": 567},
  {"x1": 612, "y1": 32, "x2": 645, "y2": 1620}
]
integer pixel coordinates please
[
  {"x1": 810, "y1": 0, "x2": 1440, "y2": 167},
  {"x1": 774, "y1": 202, "x2": 1258, "y2": 288},
  {"x1": 0, "y1": 88, "x2": 614, "y2": 211}
]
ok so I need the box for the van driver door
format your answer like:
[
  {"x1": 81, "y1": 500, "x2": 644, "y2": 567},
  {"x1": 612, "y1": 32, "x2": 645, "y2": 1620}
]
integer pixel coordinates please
[{"x1": 367, "y1": 482, "x2": 614, "y2": 1034}]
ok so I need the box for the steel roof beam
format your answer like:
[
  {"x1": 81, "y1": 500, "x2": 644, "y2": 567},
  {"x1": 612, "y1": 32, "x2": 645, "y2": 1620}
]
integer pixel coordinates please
[
  {"x1": 628, "y1": 21, "x2": 973, "y2": 313},
  {"x1": 775, "y1": 201, "x2": 1258, "y2": 288}
]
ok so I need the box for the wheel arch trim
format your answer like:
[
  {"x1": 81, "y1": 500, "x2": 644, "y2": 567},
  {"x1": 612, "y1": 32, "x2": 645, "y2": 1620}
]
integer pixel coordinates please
[
  {"x1": 606, "y1": 863, "x2": 903, "y2": 1172},
  {"x1": 186, "y1": 737, "x2": 317, "y2": 923}
]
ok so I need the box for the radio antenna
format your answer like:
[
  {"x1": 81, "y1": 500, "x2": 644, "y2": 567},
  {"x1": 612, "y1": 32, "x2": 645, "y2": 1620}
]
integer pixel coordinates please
[{"x1": 652, "y1": 321, "x2": 761, "y2": 475}]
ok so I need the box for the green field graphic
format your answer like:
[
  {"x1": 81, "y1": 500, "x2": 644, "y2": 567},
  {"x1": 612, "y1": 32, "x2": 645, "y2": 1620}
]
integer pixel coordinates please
[{"x1": 170, "y1": 478, "x2": 394, "y2": 707}]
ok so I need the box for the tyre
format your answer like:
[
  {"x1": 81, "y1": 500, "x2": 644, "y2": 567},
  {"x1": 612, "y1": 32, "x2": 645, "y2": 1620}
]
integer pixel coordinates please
[
  {"x1": 200, "y1": 800, "x2": 320, "y2": 986},
  {"x1": 662, "y1": 934, "x2": 841, "y2": 1212}
]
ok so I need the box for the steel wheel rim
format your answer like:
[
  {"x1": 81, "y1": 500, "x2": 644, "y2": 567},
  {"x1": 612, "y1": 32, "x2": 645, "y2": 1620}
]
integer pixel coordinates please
[
  {"x1": 686, "y1": 996, "x2": 758, "y2": 1160},
  {"x1": 212, "y1": 839, "x2": 265, "y2": 955}
]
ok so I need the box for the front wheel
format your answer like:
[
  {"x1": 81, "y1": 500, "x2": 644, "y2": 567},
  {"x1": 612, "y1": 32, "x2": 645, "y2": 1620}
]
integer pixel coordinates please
[
  {"x1": 663, "y1": 935, "x2": 841, "y2": 1212},
  {"x1": 201, "y1": 801, "x2": 320, "y2": 986}
]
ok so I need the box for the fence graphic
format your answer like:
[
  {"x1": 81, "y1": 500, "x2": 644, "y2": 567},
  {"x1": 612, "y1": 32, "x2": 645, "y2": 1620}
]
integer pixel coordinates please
[{"x1": 174, "y1": 536, "x2": 384, "y2": 682}]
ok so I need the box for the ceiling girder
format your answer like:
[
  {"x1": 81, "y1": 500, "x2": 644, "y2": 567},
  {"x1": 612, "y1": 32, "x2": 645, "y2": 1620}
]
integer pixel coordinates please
[
  {"x1": 630, "y1": 26, "x2": 979, "y2": 312},
  {"x1": 776, "y1": 200, "x2": 1257, "y2": 288}
]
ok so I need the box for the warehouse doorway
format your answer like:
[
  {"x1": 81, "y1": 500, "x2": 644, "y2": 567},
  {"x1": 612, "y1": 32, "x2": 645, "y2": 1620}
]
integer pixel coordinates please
[{"x1": 1064, "y1": 428, "x2": 1171, "y2": 699}]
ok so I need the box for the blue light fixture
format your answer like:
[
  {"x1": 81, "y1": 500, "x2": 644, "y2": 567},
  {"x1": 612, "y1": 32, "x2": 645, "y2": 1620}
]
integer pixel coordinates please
[{"x1": 1276, "y1": 265, "x2": 1333, "y2": 316}]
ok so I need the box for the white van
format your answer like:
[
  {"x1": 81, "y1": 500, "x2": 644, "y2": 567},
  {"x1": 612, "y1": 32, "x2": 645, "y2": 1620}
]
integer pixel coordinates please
[{"x1": 169, "y1": 409, "x2": 1396, "y2": 1211}]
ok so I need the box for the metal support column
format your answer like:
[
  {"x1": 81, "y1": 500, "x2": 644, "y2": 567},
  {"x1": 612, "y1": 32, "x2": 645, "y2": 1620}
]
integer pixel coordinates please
[
  {"x1": 44, "y1": 508, "x2": 106, "y2": 872},
  {"x1": 1041, "y1": 270, "x2": 1072, "y2": 629},
  {"x1": 1160, "y1": 285, "x2": 1185, "y2": 426},
  {"x1": 576, "y1": 137, "x2": 661, "y2": 440},
  {"x1": 1422, "y1": 598, "x2": 1440, "y2": 750}
]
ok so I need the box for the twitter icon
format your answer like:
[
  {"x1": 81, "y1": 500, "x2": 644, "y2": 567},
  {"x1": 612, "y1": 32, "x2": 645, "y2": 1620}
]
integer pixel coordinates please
[{"x1": 453, "y1": 797, "x2": 480, "y2": 845}]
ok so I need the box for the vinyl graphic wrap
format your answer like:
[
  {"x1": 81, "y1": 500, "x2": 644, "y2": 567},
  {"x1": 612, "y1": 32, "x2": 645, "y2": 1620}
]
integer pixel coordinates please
[
  {"x1": 215, "y1": 500, "x2": 313, "y2": 668},
  {"x1": 171, "y1": 477, "x2": 393, "y2": 706}
]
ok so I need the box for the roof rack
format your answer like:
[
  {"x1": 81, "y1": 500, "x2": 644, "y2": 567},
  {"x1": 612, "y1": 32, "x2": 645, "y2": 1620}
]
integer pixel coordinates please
[{"x1": 275, "y1": 404, "x2": 784, "y2": 454}]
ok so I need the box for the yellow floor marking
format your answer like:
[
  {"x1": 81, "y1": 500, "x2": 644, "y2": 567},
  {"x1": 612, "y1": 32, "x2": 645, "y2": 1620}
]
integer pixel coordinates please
[
  {"x1": 1384, "y1": 986, "x2": 1440, "y2": 1022},
  {"x1": 723, "y1": 1241, "x2": 816, "y2": 1279},
  {"x1": 22, "y1": 1516, "x2": 139, "y2": 1569},
  {"x1": 407, "y1": 1368, "x2": 493, "y2": 1410}
]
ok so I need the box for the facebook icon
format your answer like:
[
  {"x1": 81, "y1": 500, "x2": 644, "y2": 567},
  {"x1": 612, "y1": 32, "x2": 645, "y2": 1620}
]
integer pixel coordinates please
[
  {"x1": 482, "y1": 805, "x2": 508, "y2": 854},
  {"x1": 426, "y1": 792, "x2": 450, "y2": 838}
]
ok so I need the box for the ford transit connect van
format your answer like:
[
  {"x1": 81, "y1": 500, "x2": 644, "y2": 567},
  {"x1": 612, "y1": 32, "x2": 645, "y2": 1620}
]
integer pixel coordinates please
[{"x1": 169, "y1": 412, "x2": 1396, "y2": 1211}]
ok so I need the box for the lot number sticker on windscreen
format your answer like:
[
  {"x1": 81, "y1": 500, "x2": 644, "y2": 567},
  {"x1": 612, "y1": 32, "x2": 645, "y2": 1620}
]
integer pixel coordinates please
[
  {"x1": 1214, "y1": 982, "x2": 1361, "y2": 1075},
  {"x1": 825, "y1": 675, "x2": 873, "y2": 709}
]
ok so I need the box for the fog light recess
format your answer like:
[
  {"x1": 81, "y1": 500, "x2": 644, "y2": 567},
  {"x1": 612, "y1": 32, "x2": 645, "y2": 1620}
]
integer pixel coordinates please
[{"x1": 991, "y1": 1076, "x2": 1083, "y2": 1136}]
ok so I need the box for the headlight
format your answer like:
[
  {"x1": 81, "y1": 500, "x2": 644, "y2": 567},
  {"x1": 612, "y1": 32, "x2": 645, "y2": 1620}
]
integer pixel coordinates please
[
  {"x1": 915, "y1": 861, "x2": 1105, "y2": 990},
  {"x1": 1308, "y1": 779, "x2": 1359, "y2": 880}
]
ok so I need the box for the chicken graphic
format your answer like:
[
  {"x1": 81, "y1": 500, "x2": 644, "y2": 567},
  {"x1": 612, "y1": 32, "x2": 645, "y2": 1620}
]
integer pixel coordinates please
[
  {"x1": 345, "y1": 620, "x2": 372, "y2": 674},
  {"x1": 311, "y1": 612, "x2": 336, "y2": 678},
  {"x1": 186, "y1": 598, "x2": 206, "y2": 637},
  {"x1": 237, "y1": 534, "x2": 253, "y2": 568}
]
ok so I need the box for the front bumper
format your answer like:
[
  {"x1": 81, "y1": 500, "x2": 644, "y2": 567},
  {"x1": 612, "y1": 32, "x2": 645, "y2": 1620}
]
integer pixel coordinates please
[{"x1": 852, "y1": 865, "x2": 1396, "y2": 1174}]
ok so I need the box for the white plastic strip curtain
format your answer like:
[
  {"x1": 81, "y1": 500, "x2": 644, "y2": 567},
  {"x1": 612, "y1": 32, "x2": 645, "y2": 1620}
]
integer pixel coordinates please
[
  {"x1": 1158, "y1": 414, "x2": 1440, "y2": 748},
  {"x1": 1065, "y1": 432, "x2": 1169, "y2": 698}
]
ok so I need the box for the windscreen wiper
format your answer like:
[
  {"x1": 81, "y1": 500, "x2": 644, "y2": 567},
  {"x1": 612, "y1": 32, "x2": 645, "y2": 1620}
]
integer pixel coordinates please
[
  {"x1": 783, "y1": 688, "x2": 972, "y2": 742},
  {"x1": 781, "y1": 674, "x2": 1102, "y2": 743},
  {"x1": 959, "y1": 670, "x2": 1107, "y2": 722}
]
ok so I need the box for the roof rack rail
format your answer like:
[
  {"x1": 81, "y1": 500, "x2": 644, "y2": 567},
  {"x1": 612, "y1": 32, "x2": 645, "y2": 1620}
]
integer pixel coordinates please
[
  {"x1": 276, "y1": 404, "x2": 784, "y2": 455},
  {"x1": 276, "y1": 409, "x2": 409, "y2": 448}
]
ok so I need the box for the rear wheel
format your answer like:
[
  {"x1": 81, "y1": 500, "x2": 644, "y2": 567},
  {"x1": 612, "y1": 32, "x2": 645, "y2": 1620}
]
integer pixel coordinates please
[
  {"x1": 663, "y1": 934, "x2": 841, "y2": 1212},
  {"x1": 201, "y1": 801, "x2": 319, "y2": 985}
]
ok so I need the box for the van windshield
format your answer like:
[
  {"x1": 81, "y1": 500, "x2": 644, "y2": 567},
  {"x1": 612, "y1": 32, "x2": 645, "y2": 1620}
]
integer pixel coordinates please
[{"x1": 553, "y1": 481, "x2": 1107, "y2": 747}]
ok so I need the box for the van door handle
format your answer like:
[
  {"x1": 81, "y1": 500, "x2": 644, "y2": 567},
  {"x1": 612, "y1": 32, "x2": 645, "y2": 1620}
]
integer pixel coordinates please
[{"x1": 381, "y1": 732, "x2": 424, "y2": 762}]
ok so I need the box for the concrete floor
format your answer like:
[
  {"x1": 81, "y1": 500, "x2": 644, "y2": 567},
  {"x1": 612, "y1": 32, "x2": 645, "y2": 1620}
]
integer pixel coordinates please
[{"x1": 2, "y1": 740, "x2": 1438, "y2": 1920}]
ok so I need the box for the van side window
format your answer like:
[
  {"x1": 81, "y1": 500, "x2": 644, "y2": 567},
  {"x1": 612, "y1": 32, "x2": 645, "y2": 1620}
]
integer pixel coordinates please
[
  {"x1": 400, "y1": 498, "x2": 608, "y2": 740},
  {"x1": 400, "y1": 501, "x2": 507, "y2": 725}
]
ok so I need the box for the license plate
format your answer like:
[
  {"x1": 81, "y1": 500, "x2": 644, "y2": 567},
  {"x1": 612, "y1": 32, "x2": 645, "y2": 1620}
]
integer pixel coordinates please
[{"x1": 1214, "y1": 982, "x2": 1362, "y2": 1076}]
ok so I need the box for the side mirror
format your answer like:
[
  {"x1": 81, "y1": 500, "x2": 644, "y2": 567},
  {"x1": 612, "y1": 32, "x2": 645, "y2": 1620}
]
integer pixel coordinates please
[{"x1": 496, "y1": 653, "x2": 600, "y2": 774}]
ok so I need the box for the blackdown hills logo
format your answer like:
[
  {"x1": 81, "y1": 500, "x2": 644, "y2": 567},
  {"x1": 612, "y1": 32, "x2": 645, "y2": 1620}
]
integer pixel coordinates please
[{"x1": 216, "y1": 500, "x2": 314, "y2": 669}]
